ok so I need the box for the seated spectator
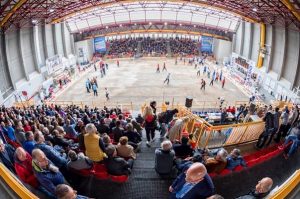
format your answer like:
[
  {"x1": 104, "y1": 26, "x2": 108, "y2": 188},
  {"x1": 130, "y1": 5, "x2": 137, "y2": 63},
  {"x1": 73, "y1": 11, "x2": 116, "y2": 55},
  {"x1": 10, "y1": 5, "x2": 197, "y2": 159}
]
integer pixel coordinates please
[
  {"x1": 53, "y1": 130, "x2": 72, "y2": 148},
  {"x1": 123, "y1": 123, "x2": 142, "y2": 149},
  {"x1": 34, "y1": 131, "x2": 67, "y2": 169},
  {"x1": 55, "y1": 184, "x2": 89, "y2": 199},
  {"x1": 67, "y1": 150, "x2": 93, "y2": 170},
  {"x1": 205, "y1": 149, "x2": 228, "y2": 174},
  {"x1": 104, "y1": 113, "x2": 112, "y2": 126},
  {"x1": 104, "y1": 145, "x2": 132, "y2": 176},
  {"x1": 279, "y1": 124, "x2": 300, "y2": 159},
  {"x1": 173, "y1": 137, "x2": 194, "y2": 158},
  {"x1": 84, "y1": 123, "x2": 106, "y2": 162},
  {"x1": 63, "y1": 119, "x2": 78, "y2": 139},
  {"x1": 208, "y1": 194, "x2": 224, "y2": 199},
  {"x1": 112, "y1": 121, "x2": 124, "y2": 144},
  {"x1": 23, "y1": 120, "x2": 32, "y2": 132},
  {"x1": 236, "y1": 177, "x2": 273, "y2": 199},
  {"x1": 0, "y1": 138, "x2": 16, "y2": 173},
  {"x1": 169, "y1": 162, "x2": 214, "y2": 199},
  {"x1": 135, "y1": 113, "x2": 144, "y2": 125},
  {"x1": 226, "y1": 148, "x2": 247, "y2": 170},
  {"x1": 1, "y1": 121, "x2": 17, "y2": 142},
  {"x1": 14, "y1": 147, "x2": 39, "y2": 188},
  {"x1": 131, "y1": 119, "x2": 143, "y2": 135},
  {"x1": 15, "y1": 121, "x2": 26, "y2": 145},
  {"x1": 23, "y1": 131, "x2": 35, "y2": 154},
  {"x1": 32, "y1": 149, "x2": 65, "y2": 198},
  {"x1": 96, "y1": 118, "x2": 110, "y2": 135},
  {"x1": 42, "y1": 127, "x2": 55, "y2": 146},
  {"x1": 102, "y1": 133, "x2": 113, "y2": 149},
  {"x1": 116, "y1": 136, "x2": 136, "y2": 159},
  {"x1": 155, "y1": 140, "x2": 175, "y2": 175}
]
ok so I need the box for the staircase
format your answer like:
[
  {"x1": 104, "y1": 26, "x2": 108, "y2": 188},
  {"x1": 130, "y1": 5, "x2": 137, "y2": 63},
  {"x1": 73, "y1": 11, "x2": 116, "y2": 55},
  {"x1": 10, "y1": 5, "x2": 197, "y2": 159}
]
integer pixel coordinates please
[{"x1": 166, "y1": 41, "x2": 172, "y2": 57}]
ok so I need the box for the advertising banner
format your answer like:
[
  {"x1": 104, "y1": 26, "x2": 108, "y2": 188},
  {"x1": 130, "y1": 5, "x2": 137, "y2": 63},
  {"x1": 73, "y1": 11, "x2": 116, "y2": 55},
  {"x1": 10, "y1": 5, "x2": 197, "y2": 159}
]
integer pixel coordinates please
[
  {"x1": 94, "y1": 37, "x2": 106, "y2": 53},
  {"x1": 200, "y1": 36, "x2": 213, "y2": 53}
]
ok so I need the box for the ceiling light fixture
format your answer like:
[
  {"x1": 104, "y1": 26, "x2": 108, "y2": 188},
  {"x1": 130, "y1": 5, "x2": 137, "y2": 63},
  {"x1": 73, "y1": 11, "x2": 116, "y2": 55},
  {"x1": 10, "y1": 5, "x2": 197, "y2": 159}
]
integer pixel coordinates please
[
  {"x1": 164, "y1": 22, "x2": 168, "y2": 25},
  {"x1": 31, "y1": 19, "x2": 37, "y2": 24},
  {"x1": 253, "y1": 8, "x2": 257, "y2": 12},
  {"x1": 106, "y1": 26, "x2": 108, "y2": 29},
  {"x1": 49, "y1": 9, "x2": 54, "y2": 13},
  {"x1": 149, "y1": 22, "x2": 152, "y2": 25},
  {"x1": 119, "y1": 24, "x2": 122, "y2": 27},
  {"x1": 179, "y1": 23, "x2": 182, "y2": 26}
]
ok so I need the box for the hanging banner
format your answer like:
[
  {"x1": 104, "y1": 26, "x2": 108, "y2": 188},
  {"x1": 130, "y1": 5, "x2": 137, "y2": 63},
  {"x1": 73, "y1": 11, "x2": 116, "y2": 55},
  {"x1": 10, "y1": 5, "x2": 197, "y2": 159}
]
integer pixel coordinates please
[
  {"x1": 94, "y1": 37, "x2": 106, "y2": 53},
  {"x1": 200, "y1": 36, "x2": 213, "y2": 53}
]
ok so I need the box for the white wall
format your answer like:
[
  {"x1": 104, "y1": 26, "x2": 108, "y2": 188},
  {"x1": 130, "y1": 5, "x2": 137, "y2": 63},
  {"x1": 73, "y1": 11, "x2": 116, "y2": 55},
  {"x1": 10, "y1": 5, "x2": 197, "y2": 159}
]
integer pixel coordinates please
[
  {"x1": 213, "y1": 39, "x2": 232, "y2": 63},
  {"x1": 74, "y1": 39, "x2": 94, "y2": 62}
]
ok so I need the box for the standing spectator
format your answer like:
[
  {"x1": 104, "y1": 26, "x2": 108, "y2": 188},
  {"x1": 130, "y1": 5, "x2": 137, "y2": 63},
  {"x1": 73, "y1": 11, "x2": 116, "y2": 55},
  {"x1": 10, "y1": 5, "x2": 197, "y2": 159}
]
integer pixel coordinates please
[
  {"x1": 169, "y1": 163, "x2": 215, "y2": 199},
  {"x1": 167, "y1": 117, "x2": 189, "y2": 142},
  {"x1": 274, "y1": 106, "x2": 289, "y2": 143},
  {"x1": 143, "y1": 106, "x2": 157, "y2": 147},
  {"x1": 256, "y1": 106, "x2": 274, "y2": 149},
  {"x1": 111, "y1": 121, "x2": 124, "y2": 144},
  {"x1": 158, "y1": 108, "x2": 179, "y2": 138},
  {"x1": 155, "y1": 140, "x2": 175, "y2": 175}
]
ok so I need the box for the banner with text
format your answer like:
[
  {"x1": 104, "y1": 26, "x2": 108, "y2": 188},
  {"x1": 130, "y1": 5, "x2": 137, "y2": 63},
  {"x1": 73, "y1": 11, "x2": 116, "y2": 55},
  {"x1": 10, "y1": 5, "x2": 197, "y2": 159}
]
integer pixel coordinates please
[
  {"x1": 94, "y1": 37, "x2": 106, "y2": 53},
  {"x1": 200, "y1": 36, "x2": 213, "y2": 53}
]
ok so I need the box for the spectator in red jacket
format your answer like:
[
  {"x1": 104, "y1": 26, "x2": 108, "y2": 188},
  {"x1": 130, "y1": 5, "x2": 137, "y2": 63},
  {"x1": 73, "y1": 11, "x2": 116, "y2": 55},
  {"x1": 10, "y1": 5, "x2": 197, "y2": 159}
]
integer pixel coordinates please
[{"x1": 14, "y1": 147, "x2": 39, "y2": 188}]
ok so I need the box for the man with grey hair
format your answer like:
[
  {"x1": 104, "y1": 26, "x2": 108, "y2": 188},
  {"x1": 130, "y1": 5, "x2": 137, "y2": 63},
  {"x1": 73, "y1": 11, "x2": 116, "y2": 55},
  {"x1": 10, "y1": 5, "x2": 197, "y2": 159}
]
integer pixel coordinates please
[
  {"x1": 236, "y1": 177, "x2": 273, "y2": 199},
  {"x1": 67, "y1": 150, "x2": 93, "y2": 171},
  {"x1": 205, "y1": 149, "x2": 228, "y2": 174},
  {"x1": 155, "y1": 140, "x2": 175, "y2": 175},
  {"x1": 226, "y1": 148, "x2": 247, "y2": 170},
  {"x1": 0, "y1": 138, "x2": 15, "y2": 173},
  {"x1": 32, "y1": 149, "x2": 65, "y2": 197}
]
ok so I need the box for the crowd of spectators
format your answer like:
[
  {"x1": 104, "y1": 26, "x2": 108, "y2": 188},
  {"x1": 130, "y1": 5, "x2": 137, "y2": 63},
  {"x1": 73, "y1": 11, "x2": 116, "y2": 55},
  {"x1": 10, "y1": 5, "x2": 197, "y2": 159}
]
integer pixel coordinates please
[
  {"x1": 107, "y1": 38, "x2": 139, "y2": 56},
  {"x1": 170, "y1": 38, "x2": 199, "y2": 55},
  {"x1": 0, "y1": 104, "x2": 142, "y2": 198},
  {"x1": 141, "y1": 37, "x2": 168, "y2": 55}
]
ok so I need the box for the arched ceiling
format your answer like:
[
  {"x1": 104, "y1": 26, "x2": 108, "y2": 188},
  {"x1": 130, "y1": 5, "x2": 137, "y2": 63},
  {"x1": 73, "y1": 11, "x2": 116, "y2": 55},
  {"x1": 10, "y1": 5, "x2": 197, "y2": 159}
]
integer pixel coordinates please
[{"x1": 0, "y1": 0, "x2": 299, "y2": 33}]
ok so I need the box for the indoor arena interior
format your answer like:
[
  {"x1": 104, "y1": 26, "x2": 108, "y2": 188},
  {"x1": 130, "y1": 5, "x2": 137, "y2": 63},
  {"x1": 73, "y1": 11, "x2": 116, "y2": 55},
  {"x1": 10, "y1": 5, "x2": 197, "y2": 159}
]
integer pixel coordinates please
[{"x1": 0, "y1": 1, "x2": 300, "y2": 199}]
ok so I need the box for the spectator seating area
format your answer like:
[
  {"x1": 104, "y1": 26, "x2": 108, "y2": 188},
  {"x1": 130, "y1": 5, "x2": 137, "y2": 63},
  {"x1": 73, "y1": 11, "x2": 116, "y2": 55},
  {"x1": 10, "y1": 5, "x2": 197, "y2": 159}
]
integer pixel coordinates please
[
  {"x1": 107, "y1": 38, "x2": 139, "y2": 56},
  {"x1": 141, "y1": 37, "x2": 167, "y2": 55},
  {"x1": 169, "y1": 38, "x2": 199, "y2": 55}
]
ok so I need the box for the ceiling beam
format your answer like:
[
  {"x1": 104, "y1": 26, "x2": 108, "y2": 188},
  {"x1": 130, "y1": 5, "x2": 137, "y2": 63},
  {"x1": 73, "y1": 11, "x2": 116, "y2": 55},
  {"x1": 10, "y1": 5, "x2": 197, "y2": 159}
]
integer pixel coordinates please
[{"x1": 0, "y1": 0, "x2": 28, "y2": 28}]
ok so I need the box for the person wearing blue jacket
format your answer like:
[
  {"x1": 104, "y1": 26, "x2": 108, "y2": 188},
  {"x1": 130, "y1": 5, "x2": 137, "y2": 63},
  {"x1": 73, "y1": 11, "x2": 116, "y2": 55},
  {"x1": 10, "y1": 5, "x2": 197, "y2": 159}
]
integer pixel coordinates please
[
  {"x1": 226, "y1": 148, "x2": 247, "y2": 170},
  {"x1": 1, "y1": 121, "x2": 16, "y2": 142},
  {"x1": 32, "y1": 149, "x2": 65, "y2": 198},
  {"x1": 169, "y1": 162, "x2": 214, "y2": 199}
]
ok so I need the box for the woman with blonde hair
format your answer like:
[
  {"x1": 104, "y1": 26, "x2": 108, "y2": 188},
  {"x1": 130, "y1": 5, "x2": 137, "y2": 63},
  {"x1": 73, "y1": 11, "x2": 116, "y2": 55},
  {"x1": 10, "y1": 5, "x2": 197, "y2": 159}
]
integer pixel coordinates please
[
  {"x1": 166, "y1": 117, "x2": 189, "y2": 142},
  {"x1": 143, "y1": 106, "x2": 157, "y2": 147}
]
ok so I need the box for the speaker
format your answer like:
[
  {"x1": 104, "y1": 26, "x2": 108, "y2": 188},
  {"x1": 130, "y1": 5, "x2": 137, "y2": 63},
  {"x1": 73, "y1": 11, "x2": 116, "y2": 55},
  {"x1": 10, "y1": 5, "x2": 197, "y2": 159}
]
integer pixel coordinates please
[{"x1": 185, "y1": 97, "x2": 193, "y2": 108}]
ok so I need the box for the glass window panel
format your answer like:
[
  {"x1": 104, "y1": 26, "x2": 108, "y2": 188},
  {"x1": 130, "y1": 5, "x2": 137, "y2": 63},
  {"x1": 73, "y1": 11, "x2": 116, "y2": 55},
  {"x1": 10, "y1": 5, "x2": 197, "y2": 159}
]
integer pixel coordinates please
[
  {"x1": 205, "y1": 16, "x2": 219, "y2": 26},
  {"x1": 146, "y1": 10, "x2": 161, "y2": 20},
  {"x1": 229, "y1": 21, "x2": 238, "y2": 30},
  {"x1": 218, "y1": 19, "x2": 231, "y2": 29},
  {"x1": 177, "y1": 12, "x2": 192, "y2": 22},
  {"x1": 191, "y1": 13, "x2": 206, "y2": 24},
  {"x1": 131, "y1": 11, "x2": 145, "y2": 20},
  {"x1": 161, "y1": 10, "x2": 177, "y2": 21},
  {"x1": 87, "y1": 18, "x2": 101, "y2": 27},
  {"x1": 115, "y1": 12, "x2": 130, "y2": 22},
  {"x1": 76, "y1": 21, "x2": 88, "y2": 29},
  {"x1": 101, "y1": 15, "x2": 115, "y2": 25}
]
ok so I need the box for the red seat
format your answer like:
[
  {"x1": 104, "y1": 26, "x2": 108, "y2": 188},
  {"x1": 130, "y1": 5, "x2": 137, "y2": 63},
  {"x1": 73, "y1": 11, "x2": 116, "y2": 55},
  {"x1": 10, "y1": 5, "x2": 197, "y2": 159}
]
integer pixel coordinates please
[
  {"x1": 219, "y1": 169, "x2": 231, "y2": 176},
  {"x1": 208, "y1": 173, "x2": 217, "y2": 178},
  {"x1": 78, "y1": 169, "x2": 92, "y2": 176},
  {"x1": 110, "y1": 175, "x2": 128, "y2": 183},
  {"x1": 233, "y1": 165, "x2": 244, "y2": 172},
  {"x1": 246, "y1": 159, "x2": 257, "y2": 168}
]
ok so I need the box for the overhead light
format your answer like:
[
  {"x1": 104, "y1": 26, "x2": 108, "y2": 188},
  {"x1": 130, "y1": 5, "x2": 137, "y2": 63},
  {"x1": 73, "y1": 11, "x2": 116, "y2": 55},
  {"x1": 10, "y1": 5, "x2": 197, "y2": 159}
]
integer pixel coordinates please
[
  {"x1": 134, "y1": 23, "x2": 137, "y2": 25},
  {"x1": 253, "y1": 8, "x2": 257, "y2": 12},
  {"x1": 106, "y1": 26, "x2": 108, "y2": 29},
  {"x1": 119, "y1": 24, "x2": 122, "y2": 27},
  {"x1": 164, "y1": 22, "x2": 168, "y2": 25},
  {"x1": 31, "y1": 19, "x2": 37, "y2": 24},
  {"x1": 149, "y1": 22, "x2": 152, "y2": 25},
  {"x1": 79, "y1": 31, "x2": 82, "y2": 34},
  {"x1": 179, "y1": 23, "x2": 182, "y2": 26},
  {"x1": 49, "y1": 9, "x2": 54, "y2": 13},
  {"x1": 193, "y1": 25, "x2": 196, "y2": 28}
]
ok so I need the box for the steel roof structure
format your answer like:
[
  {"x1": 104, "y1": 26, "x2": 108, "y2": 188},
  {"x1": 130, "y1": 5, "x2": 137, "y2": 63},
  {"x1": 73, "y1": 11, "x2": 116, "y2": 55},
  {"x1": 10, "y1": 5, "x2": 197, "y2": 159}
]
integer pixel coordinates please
[{"x1": 0, "y1": 0, "x2": 299, "y2": 35}]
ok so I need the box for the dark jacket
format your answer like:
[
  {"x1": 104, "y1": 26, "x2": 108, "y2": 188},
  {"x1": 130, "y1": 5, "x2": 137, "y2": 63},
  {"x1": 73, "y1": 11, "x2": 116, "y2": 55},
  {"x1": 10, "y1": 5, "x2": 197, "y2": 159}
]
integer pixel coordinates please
[
  {"x1": 0, "y1": 144, "x2": 16, "y2": 173},
  {"x1": 123, "y1": 131, "x2": 142, "y2": 144},
  {"x1": 96, "y1": 123, "x2": 110, "y2": 135},
  {"x1": 112, "y1": 127, "x2": 124, "y2": 143},
  {"x1": 155, "y1": 149, "x2": 175, "y2": 174},
  {"x1": 236, "y1": 189, "x2": 270, "y2": 199},
  {"x1": 173, "y1": 144, "x2": 194, "y2": 158},
  {"x1": 170, "y1": 173, "x2": 215, "y2": 199},
  {"x1": 263, "y1": 111, "x2": 274, "y2": 130},
  {"x1": 104, "y1": 156, "x2": 131, "y2": 176}
]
